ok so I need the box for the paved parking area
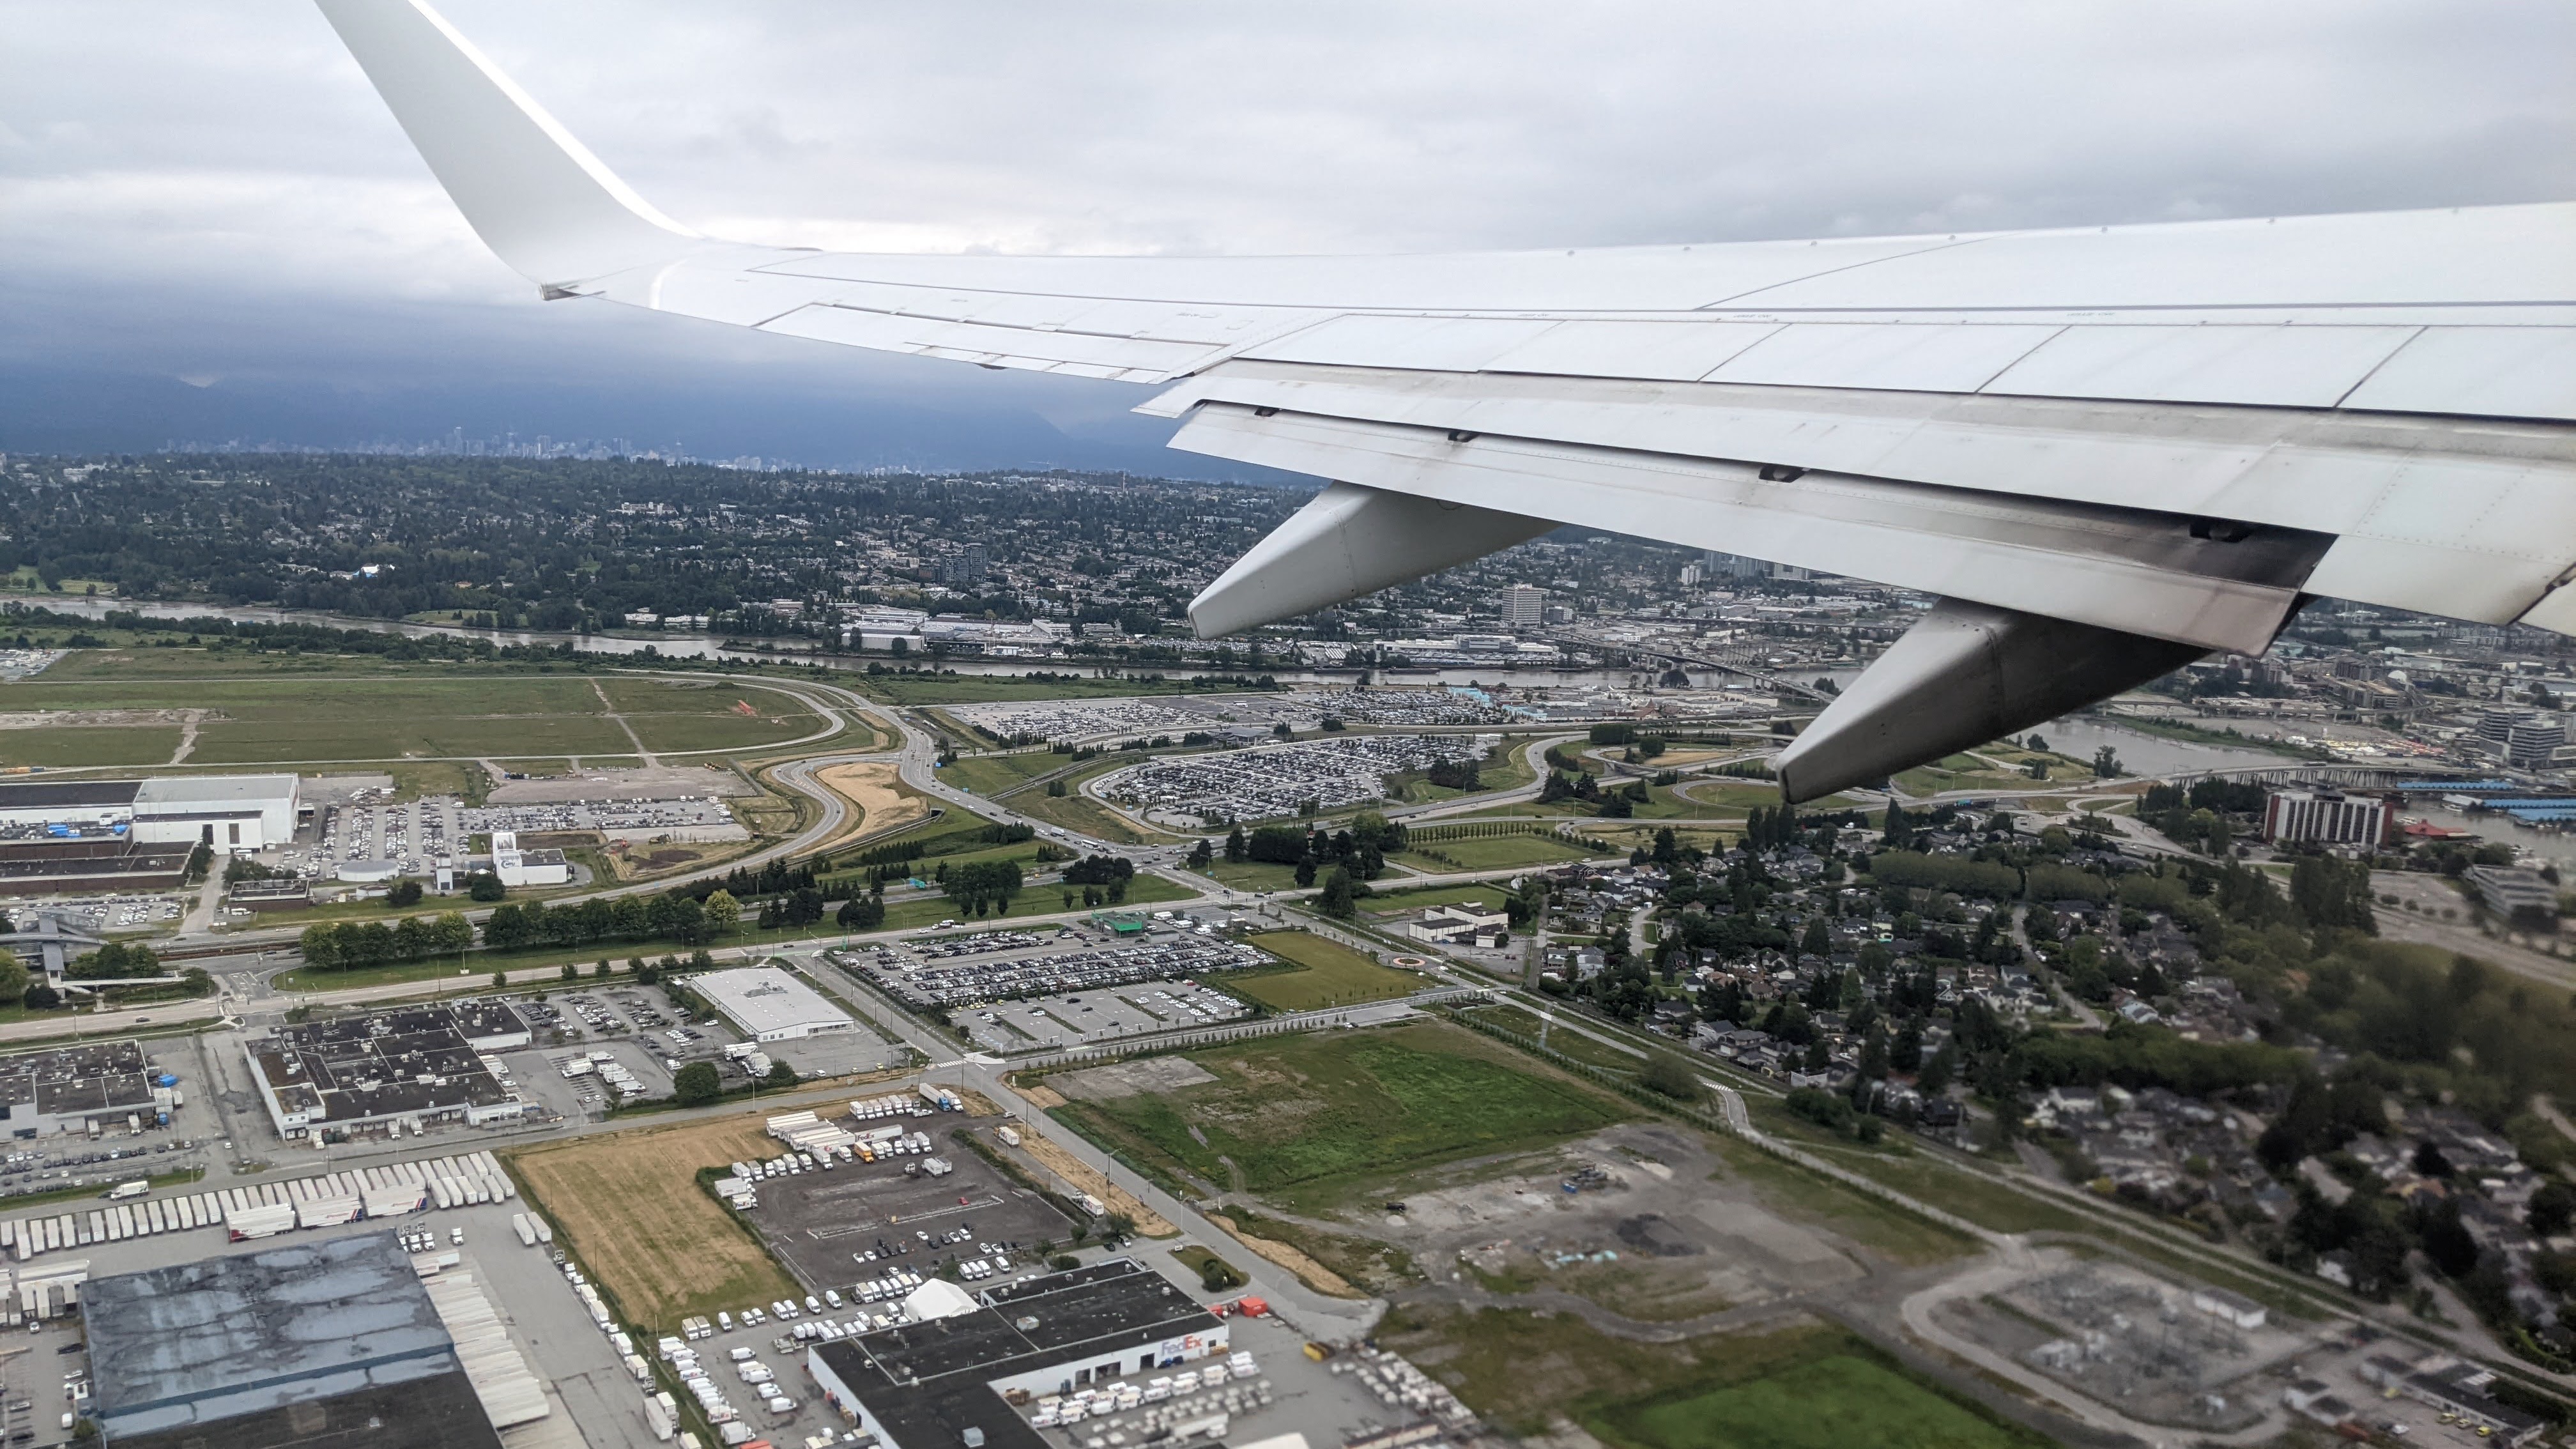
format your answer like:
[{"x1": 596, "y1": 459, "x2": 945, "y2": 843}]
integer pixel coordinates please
[
  {"x1": 834, "y1": 926, "x2": 1267, "y2": 1012},
  {"x1": 0, "y1": 1316, "x2": 86, "y2": 1448},
  {"x1": 960, "y1": 979, "x2": 1250, "y2": 1053},
  {"x1": 741, "y1": 1121, "x2": 1073, "y2": 1292}
]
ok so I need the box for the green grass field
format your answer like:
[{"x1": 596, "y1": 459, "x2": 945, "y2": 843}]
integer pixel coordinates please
[
  {"x1": 1228, "y1": 931, "x2": 1425, "y2": 1011},
  {"x1": 1377, "y1": 1310, "x2": 2044, "y2": 1444},
  {"x1": 599, "y1": 678, "x2": 826, "y2": 753},
  {"x1": 1460, "y1": 1002, "x2": 1646, "y2": 1078},
  {"x1": 1050, "y1": 1020, "x2": 1627, "y2": 1206},
  {"x1": 1009, "y1": 781, "x2": 1177, "y2": 843},
  {"x1": 1201, "y1": 859, "x2": 1304, "y2": 891},
  {"x1": 0, "y1": 669, "x2": 824, "y2": 765},
  {"x1": 1363, "y1": 882, "x2": 1514, "y2": 916},
  {"x1": 1591, "y1": 1353, "x2": 2048, "y2": 1449},
  {"x1": 0, "y1": 726, "x2": 184, "y2": 767},
  {"x1": 940, "y1": 752, "x2": 1069, "y2": 797}
]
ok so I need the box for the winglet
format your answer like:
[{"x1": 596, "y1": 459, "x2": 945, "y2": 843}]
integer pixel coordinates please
[{"x1": 316, "y1": 0, "x2": 702, "y2": 288}]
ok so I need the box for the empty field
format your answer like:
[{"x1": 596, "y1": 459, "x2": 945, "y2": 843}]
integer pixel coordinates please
[
  {"x1": 601, "y1": 678, "x2": 827, "y2": 753},
  {"x1": 0, "y1": 725, "x2": 183, "y2": 767},
  {"x1": 1229, "y1": 931, "x2": 1425, "y2": 1011},
  {"x1": 507, "y1": 1114, "x2": 800, "y2": 1331},
  {"x1": 1050, "y1": 1020, "x2": 1628, "y2": 1206},
  {"x1": 1591, "y1": 1352, "x2": 2049, "y2": 1449},
  {"x1": 1379, "y1": 1310, "x2": 2043, "y2": 1445},
  {"x1": 0, "y1": 671, "x2": 820, "y2": 764},
  {"x1": 940, "y1": 751, "x2": 1068, "y2": 797},
  {"x1": 1363, "y1": 882, "x2": 1514, "y2": 916}
]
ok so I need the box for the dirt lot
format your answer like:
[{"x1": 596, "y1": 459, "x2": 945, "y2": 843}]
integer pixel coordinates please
[
  {"x1": 810, "y1": 762, "x2": 928, "y2": 853},
  {"x1": 1009, "y1": 1130, "x2": 1177, "y2": 1238},
  {"x1": 506, "y1": 1114, "x2": 799, "y2": 1331},
  {"x1": 1368, "y1": 1123, "x2": 1888, "y2": 1326}
]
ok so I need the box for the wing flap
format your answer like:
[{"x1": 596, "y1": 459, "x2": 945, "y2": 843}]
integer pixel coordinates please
[{"x1": 1170, "y1": 401, "x2": 2327, "y2": 656}]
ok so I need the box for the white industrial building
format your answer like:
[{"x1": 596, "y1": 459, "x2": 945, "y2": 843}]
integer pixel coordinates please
[
  {"x1": 130, "y1": 775, "x2": 300, "y2": 850},
  {"x1": 0, "y1": 774, "x2": 297, "y2": 852},
  {"x1": 489, "y1": 831, "x2": 570, "y2": 888},
  {"x1": 694, "y1": 966, "x2": 856, "y2": 1041}
]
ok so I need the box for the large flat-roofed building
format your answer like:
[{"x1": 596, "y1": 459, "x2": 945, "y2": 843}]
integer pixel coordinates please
[
  {"x1": 82, "y1": 1231, "x2": 504, "y2": 1449},
  {"x1": 131, "y1": 774, "x2": 299, "y2": 850},
  {"x1": 247, "y1": 1002, "x2": 532, "y2": 1136},
  {"x1": 0, "y1": 774, "x2": 297, "y2": 893},
  {"x1": 0, "y1": 774, "x2": 298, "y2": 850},
  {"x1": 0, "y1": 1039, "x2": 165, "y2": 1138},
  {"x1": 807, "y1": 1259, "x2": 1227, "y2": 1448},
  {"x1": 696, "y1": 964, "x2": 857, "y2": 1041},
  {"x1": 2260, "y1": 788, "x2": 2395, "y2": 848},
  {"x1": 0, "y1": 779, "x2": 140, "y2": 829}
]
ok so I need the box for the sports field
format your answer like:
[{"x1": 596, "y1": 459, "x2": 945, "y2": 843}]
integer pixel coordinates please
[
  {"x1": 1052, "y1": 1020, "x2": 1627, "y2": 1204},
  {"x1": 0, "y1": 670, "x2": 824, "y2": 765},
  {"x1": 1230, "y1": 931, "x2": 1425, "y2": 1011},
  {"x1": 506, "y1": 1114, "x2": 799, "y2": 1330}
]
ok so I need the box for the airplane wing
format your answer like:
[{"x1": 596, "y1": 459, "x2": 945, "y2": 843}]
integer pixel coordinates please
[{"x1": 317, "y1": 0, "x2": 2576, "y2": 800}]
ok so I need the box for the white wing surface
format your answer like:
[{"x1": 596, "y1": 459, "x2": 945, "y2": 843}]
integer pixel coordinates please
[{"x1": 318, "y1": 0, "x2": 2576, "y2": 799}]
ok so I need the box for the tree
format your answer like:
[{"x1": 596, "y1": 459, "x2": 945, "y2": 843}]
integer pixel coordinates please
[
  {"x1": 1319, "y1": 866, "x2": 1356, "y2": 919},
  {"x1": 387, "y1": 878, "x2": 424, "y2": 908},
  {"x1": 702, "y1": 889, "x2": 742, "y2": 936},
  {"x1": 22, "y1": 983, "x2": 58, "y2": 1011},
  {"x1": 1185, "y1": 838, "x2": 1213, "y2": 870},
  {"x1": 2091, "y1": 744, "x2": 2123, "y2": 779},
  {"x1": 0, "y1": 949, "x2": 27, "y2": 1004},
  {"x1": 1639, "y1": 1052, "x2": 1701, "y2": 1101},
  {"x1": 673, "y1": 1061, "x2": 723, "y2": 1107},
  {"x1": 1293, "y1": 854, "x2": 1318, "y2": 889},
  {"x1": 560, "y1": 962, "x2": 578, "y2": 981},
  {"x1": 464, "y1": 870, "x2": 506, "y2": 902},
  {"x1": 1223, "y1": 824, "x2": 1248, "y2": 862},
  {"x1": 2529, "y1": 1180, "x2": 2576, "y2": 1238},
  {"x1": 491, "y1": 970, "x2": 508, "y2": 988},
  {"x1": 836, "y1": 896, "x2": 885, "y2": 931}
]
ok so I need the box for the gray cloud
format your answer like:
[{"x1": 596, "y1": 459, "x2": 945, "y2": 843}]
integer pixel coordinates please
[{"x1": 3, "y1": 0, "x2": 2569, "y2": 464}]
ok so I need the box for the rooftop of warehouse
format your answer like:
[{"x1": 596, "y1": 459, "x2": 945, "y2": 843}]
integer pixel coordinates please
[
  {"x1": 133, "y1": 774, "x2": 298, "y2": 808},
  {"x1": 695, "y1": 963, "x2": 853, "y2": 1033},
  {"x1": 813, "y1": 1258, "x2": 1221, "y2": 1449},
  {"x1": 0, "y1": 1038, "x2": 155, "y2": 1119},
  {"x1": 0, "y1": 779, "x2": 141, "y2": 811},
  {"x1": 84, "y1": 1231, "x2": 467, "y2": 1439},
  {"x1": 106, "y1": 1368, "x2": 503, "y2": 1449}
]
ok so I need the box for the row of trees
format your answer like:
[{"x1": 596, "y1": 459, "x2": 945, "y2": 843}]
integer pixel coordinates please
[{"x1": 297, "y1": 914, "x2": 475, "y2": 969}]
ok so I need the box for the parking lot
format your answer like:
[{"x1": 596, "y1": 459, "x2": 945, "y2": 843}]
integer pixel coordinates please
[
  {"x1": 1100, "y1": 732, "x2": 1499, "y2": 825},
  {"x1": 736, "y1": 1119, "x2": 1073, "y2": 1294},
  {"x1": 0, "y1": 1314, "x2": 86, "y2": 1446},
  {"x1": 960, "y1": 980, "x2": 1250, "y2": 1053},
  {"x1": 833, "y1": 926, "x2": 1268, "y2": 1013}
]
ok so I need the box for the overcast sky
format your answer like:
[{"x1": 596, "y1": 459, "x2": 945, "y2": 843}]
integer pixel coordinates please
[{"x1": 3, "y1": 0, "x2": 2570, "y2": 470}]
